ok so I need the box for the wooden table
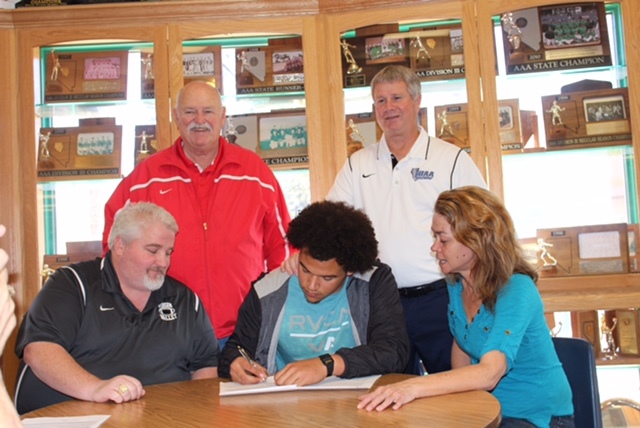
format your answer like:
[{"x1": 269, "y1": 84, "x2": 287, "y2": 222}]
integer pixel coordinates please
[{"x1": 22, "y1": 375, "x2": 501, "y2": 427}]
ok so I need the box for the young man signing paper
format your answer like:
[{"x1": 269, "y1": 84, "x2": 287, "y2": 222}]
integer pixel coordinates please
[{"x1": 218, "y1": 201, "x2": 409, "y2": 386}]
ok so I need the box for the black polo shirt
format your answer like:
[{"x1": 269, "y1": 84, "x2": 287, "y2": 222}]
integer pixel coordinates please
[{"x1": 15, "y1": 253, "x2": 218, "y2": 412}]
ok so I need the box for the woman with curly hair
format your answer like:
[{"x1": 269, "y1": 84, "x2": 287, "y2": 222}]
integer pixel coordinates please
[{"x1": 359, "y1": 186, "x2": 574, "y2": 428}]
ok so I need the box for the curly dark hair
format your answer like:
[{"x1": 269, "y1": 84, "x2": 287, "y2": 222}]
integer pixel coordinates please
[{"x1": 287, "y1": 201, "x2": 378, "y2": 273}]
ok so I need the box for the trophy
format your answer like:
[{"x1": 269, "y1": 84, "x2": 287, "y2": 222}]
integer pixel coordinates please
[
  {"x1": 340, "y1": 39, "x2": 362, "y2": 75},
  {"x1": 41, "y1": 263, "x2": 55, "y2": 284},
  {"x1": 39, "y1": 131, "x2": 52, "y2": 158},
  {"x1": 501, "y1": 12, "x2": 522, "y2": 52},
  {"x1": 49, "y1": 49, "x2": 69, "y2": 82},
  {"x1": 136, "y1": 130, "x2": 154, "y2": 154},
  {"x1": 600, "y1": 315, "x2": 618, "y2": 360},
  {"x1": 345, "y1": 119, "x2": 365, "y2": 156},
  {"x1": 437, "y1": 111, "x2": 455, "y2": 139},
  {"x1": 141, "y1": 53, "x2": 154, "y2": 80},
  {"x1": 410, "y1": 36, "x2": 431, "y2": 62},
  {"x1": 226, "y1": 116, "x2": 238, "y2": 144},
  {"x1": 536, "y1": 238, "x2": 558, "y2": 267},
  {"x1": 546, "y1": 101, "x2": 566, "y2": 127}
]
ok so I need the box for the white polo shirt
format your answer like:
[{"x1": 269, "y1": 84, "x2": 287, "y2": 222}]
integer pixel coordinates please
[{"x1": 328, "y1": 128, "x2": 487, "y2": 288}]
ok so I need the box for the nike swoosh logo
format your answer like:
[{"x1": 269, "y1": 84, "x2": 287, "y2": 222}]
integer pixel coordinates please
[
  {"x1": 159, "y1": 189, "x2": 172, "y2": 195},
  {"x1": 362, "y1": 173, "x2": 375, "y2": 178},
  {"x1": 100, "y1": 305, "x2": 115, "y2": 311}
]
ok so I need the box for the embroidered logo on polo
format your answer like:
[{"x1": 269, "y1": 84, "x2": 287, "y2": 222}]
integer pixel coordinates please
[
  {"x1": 157, "y1": 302, "x2": 177, "y2": 321},
  {"x1": 410, "y1": 168, "x2": 434, "y2": 181}
]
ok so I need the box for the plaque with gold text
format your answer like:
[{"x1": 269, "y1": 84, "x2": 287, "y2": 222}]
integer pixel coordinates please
[
  {"x1": 612, "y1": 309, "x2": 640, "y2": 356},
  {"x1": 536, "y1": 223, "x2": 629, "y2": 277},
  {"x1": 341, "y1": 24, "x2": 465, "y2": 88},
  {"x1": 501, "y1": 2, "x2": 611, "y2": 75},
  {"x1": 542, "y1": 88, "x2": 631, "y2": 149},
  {"x1": 45, "y1": 50, "x2": 128, "y2": 102},
  {"x1": 37, "y1": 118, "x2": 122, "y2": 181},
  {"x1": 236, "y1": 38, "x2": 303, "y2": 95}
]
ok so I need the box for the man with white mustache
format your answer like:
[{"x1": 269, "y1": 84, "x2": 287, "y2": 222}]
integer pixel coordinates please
[
  {"x1": 103, "y1": 81, "x2": 291, "y2": 350},
  {"x1": 15, "y1": 202, "x2": 220, "y2": 414}
]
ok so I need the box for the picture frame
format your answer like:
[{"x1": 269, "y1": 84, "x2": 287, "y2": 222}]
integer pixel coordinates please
[
  {"x1": 45, "y1": 49, "x2": 128, "y2": 102},
  {"x1": 37, "y1": 117, "x2": 122, "y2": 181},
  {"x1": 583, "y1": 95, "x2": 626, "y2": 123},
  {"x1": 183, "y1": 46, "x2": 223, "y2": 94},
  {"x1": 257, "y1": 110, "x2": 308, "y2": 167},
  {"x1": 365, "y1": 36, "x2": 408, "y2": 65},
  {"x1": 500, "y1": 2, "x2": 611, "y2": 75}
]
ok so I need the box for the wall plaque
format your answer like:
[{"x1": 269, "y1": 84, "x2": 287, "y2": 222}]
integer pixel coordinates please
[
  {"x1": 236, "y1": 38, "x2": 304, "y2": 95},
  {"x1": 536, "y1": 223, "x2": 629, "y2": 277},
  {"x1": 612, "y1": 309, "x2": 640, "y2": 356},
  {"x1": 570, "y1": 310, "x2": 601, "y2": 356},
  {"x1": 341, "y1": 24, "x2": 465, "y2": 87},
  {"x1": 183, "y1": 46, "x2": 223, "y2": 93},
  {"x1": 501, "y1": 2, "x2": 611, "y2": 75},
  {"x1": 542, "y1": 88, "x2": 631, "y2": 149},
  {"x1": 45, "y1": 49, "x2": 128, "y2": 102},
  {"x1": 434, "y1": 100, "x2": 525, "y2": 152},
  {"x1": 37, "y1": 117, "x2": 122, "y2": 181}
]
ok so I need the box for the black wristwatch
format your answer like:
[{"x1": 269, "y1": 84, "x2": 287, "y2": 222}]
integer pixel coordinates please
[{"x1": 319, "y1": 353, "x2": 334, "y2": 377}]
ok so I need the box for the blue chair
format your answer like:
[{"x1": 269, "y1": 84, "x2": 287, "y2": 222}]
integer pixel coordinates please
[{"x1": 552, "y1": 336, "x2": 603, "y2": 428}]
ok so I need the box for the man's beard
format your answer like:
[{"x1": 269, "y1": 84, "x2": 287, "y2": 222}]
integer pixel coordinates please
[{"x1": 144, "y1": 271, "x2": 165, "y2": 291}]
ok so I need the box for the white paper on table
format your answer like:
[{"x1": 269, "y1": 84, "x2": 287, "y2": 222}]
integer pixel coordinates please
[
  {"x1": 219, "y1": 374, "x2": 381, "y2": 396},
  {"x1": 22, "y1": 414, "x2": 110, "y2": 428}
]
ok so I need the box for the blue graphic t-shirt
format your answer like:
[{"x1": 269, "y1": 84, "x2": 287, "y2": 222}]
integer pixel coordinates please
[{"x1": 276, "y1": 276, "x2": 356, "y2": 370}]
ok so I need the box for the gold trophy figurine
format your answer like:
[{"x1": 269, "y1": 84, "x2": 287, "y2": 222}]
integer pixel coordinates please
[
  {"x1": 141, "y1": 54, "x2": 154, "y2": 80},
  {"x1": 546, "y1": 101, "x2": 565, "y2": 126},
  {"x1": 437, "y1": 111, "x2": 454, "y2": 138},
  {"x1": 340, "y1": 39, "x2": 362, "y2": 75},
  {"x1": 39, "y1": 131, "x2": 52, "y2": 158},
  {"x1": 40, "y1": 264, "x2": 55, "y2": 284},
  {"x1": 600, "y1": 316, "x2": 618, "y2": 360},
  {"x1": 137, "y1": 131, "x2": 154, "y2": 154},
  {"x1": 410, "y1": 36, "x2": 431, "y2": 61},
  {"x1": 536, "y1": 238, "x2": 558, "y2": 267},
  {"x1": 225, "y1": 117, "x2": 238, "y2": 144},
  {"x1": 501, "y1": 12, "x2": 522, "y2": 51}
]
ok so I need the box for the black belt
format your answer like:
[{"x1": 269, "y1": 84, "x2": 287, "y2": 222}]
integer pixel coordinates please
[{"x1": 398, "y1": 279, "x2": 447, "y2": 298}]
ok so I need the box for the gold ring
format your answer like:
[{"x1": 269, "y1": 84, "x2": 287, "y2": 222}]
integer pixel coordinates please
[{"x1": 118, "y1": 384, "x2": 129, "y2": 395}]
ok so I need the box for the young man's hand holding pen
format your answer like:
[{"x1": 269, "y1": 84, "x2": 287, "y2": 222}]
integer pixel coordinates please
[{"x1": 229, "y1": 346, "x2": 268, "y2": 384}]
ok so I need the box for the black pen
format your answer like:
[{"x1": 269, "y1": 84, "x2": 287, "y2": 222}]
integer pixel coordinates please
[{"x1": 237, "y1": 345, "x2": 258, "y2": 368}]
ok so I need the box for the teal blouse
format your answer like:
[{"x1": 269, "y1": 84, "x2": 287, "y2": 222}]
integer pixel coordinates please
[{"x1": 448, "y1": 274, "x2": 573, "y2": 427}]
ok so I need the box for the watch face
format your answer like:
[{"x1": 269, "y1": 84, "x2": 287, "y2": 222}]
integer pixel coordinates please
[{"x1": 320, "y1": 354, "x2": 334, "y2": 376}]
